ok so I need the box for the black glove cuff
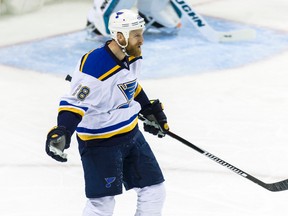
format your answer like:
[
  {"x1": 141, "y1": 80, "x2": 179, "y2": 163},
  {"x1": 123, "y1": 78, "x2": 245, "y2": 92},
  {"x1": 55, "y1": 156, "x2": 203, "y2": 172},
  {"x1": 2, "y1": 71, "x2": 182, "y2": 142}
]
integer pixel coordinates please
[{"x1": 140, "y1": 100, "x2": 165, "y2": 117}]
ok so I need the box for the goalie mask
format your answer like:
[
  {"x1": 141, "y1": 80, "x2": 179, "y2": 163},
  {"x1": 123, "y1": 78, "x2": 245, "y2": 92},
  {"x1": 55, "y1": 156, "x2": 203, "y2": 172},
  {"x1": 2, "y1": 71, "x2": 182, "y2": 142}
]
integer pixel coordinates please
[{"x1": 108, "y1": 9, "x2": 145, "y2": 49}]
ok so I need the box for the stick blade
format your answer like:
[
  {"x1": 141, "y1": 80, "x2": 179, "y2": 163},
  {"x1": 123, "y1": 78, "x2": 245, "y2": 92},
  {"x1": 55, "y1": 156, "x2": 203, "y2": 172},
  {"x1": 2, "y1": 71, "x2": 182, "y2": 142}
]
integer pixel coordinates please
[
  {"x1": 266, "y1": 179, "x2": 288, "y2": 192},
  {"x1": 218, "y1": 29, "x2": 256, "y2": 42}
]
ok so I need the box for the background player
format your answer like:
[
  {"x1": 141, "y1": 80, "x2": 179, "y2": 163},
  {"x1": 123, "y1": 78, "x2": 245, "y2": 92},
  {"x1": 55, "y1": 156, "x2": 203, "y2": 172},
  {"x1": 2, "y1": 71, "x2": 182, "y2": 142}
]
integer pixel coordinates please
[{"x1": 86, "y1": 0, "x2": 182, "y2": 39}]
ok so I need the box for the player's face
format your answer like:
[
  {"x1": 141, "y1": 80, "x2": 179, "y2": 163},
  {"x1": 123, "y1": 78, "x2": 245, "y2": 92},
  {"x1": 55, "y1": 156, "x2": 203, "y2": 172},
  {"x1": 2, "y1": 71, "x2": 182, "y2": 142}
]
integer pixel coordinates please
[{"x1": 126, "y1": 29, "x2": 144, "y2": 57}]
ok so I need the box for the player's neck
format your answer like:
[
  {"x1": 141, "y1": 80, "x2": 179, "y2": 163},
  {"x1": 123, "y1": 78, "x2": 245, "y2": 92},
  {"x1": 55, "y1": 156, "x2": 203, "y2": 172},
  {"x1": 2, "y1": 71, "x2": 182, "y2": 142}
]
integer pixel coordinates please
[{"x1": 108, "y1": 40, "x2": 126, "y2": 60}]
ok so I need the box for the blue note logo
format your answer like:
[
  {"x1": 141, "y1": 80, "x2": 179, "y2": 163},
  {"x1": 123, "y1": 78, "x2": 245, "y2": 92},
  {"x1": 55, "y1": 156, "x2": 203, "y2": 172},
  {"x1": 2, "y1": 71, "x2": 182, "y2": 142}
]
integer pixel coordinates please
[
  {"x1": 118, "y1": 79, "x2": 137, "y2": 108},
  {"x1": 105, "y1": 177, "x2": 116, "y2": 188}
]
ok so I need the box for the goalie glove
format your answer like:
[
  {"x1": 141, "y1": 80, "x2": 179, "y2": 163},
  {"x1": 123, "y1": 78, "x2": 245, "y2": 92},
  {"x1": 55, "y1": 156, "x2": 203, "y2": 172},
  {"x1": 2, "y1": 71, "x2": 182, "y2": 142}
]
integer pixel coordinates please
[
  {"x1": 45, "y1": 126, "x2": 71, "y2": 162},
  {"x1": 139, "y1": 99, "x2": 169, "y2": 138}
]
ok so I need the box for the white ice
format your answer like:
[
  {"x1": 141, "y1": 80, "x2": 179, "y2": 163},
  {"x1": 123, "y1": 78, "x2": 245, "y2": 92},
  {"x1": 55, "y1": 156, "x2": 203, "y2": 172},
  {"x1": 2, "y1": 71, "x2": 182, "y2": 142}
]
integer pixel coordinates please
[{"x1": 1, "y1": 0, "x2": 288, "y2": 215}]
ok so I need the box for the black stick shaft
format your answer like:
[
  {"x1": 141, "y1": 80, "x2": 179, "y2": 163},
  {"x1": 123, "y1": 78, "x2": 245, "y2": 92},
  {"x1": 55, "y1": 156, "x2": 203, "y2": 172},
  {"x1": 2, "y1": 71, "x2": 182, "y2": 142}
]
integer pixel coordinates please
[{"x1": 167, "y1": 131, "x2": 288, "y2": 192}]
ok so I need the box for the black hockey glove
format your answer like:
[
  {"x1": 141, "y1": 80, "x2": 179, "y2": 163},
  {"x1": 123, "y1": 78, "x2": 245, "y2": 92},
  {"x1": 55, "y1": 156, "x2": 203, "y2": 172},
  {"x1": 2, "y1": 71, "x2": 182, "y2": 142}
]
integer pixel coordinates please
[
  {"x1": 139, "y1": 99, "x2": 169, "y2": 138},
  {"x1": 45, "y1": 126, "x2": 71, "y2": 162}
]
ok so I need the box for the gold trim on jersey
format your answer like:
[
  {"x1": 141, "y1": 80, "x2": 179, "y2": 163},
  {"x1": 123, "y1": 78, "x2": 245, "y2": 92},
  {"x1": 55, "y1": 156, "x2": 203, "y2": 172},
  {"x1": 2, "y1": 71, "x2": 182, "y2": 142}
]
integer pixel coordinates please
[
  {"x1": 134, "y1": 84, "x2": 142, "y2": 98},
  {"x1": 98, "y1": 65, "x2": 121, "y2": 81},
  {"x1": 79, "y1": 49, "x2": 95, "y2": 72},
  {"x1": 77, "y1": 117, "x2": 138, "y2": 140},
  {"x1": 58, "y1": 107, "x2": 85, "y2": 117},
  {"x1": 128, "y1": 56, "x2": 136, "y2": 61}
]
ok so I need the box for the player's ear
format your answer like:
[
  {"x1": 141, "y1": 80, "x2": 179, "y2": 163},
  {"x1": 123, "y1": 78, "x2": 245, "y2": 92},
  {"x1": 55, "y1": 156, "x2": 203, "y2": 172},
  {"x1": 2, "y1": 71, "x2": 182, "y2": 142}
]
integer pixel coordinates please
[{"x1": 117, "y1": 32, "x2": 125, "y2": 43}]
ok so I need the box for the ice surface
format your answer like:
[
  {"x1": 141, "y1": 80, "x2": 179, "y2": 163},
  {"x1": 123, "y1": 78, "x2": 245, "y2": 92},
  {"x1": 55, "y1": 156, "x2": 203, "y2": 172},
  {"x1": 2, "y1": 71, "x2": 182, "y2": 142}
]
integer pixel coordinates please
[
  {"x1": 1, "y1": 0, "x2": 288, "y2": 215},
  {"x1": 1, "y1": 18, "x2": 288, "y2": 79}
]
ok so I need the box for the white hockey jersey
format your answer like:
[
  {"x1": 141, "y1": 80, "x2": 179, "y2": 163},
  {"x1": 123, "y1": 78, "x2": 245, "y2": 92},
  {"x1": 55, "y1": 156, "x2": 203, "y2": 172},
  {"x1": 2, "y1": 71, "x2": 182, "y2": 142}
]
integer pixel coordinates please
[{"x1": 58, "y1": 42, "x2": 143, "y2": 141}]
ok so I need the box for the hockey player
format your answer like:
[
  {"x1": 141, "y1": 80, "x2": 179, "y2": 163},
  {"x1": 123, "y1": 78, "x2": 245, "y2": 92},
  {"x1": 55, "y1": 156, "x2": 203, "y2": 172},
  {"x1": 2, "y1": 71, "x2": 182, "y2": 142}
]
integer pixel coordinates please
[
  {"x1": 46, "y1": 9, "x2": 169, "y2": 215},
  {"x1": 86, "y1": 0, "x2": 182, "y2": 38}
]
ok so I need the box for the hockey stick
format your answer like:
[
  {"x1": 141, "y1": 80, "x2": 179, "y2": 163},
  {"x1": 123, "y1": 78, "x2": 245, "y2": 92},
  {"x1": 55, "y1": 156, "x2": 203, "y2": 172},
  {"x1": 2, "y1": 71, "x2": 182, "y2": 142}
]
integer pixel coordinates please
[
  {"x1": 139, "y1": 114, "x2": 287, "y2": 191},
  {"x1": 171, "y1": 0, "x2": 256, "y2": 42},
  {"x1": 167, "y1": 130, "x2": 288, "y2": 192}
]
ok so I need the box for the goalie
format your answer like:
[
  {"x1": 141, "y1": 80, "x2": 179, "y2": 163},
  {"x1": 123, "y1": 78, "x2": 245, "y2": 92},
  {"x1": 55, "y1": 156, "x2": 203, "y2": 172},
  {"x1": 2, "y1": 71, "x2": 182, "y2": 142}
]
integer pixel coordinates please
[{"x1": 86, "y1": 0, "x2": 182, "y2": 38}]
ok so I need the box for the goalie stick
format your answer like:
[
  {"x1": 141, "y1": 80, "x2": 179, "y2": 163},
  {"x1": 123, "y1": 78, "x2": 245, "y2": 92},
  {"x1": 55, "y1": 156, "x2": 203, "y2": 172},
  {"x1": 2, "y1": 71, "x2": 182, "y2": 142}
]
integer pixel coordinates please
[
  {"x1": 171, "y1": 0, "x2": 256, "y2": 42},
  {"x1": 167, "y1": 130, "x2": 288, "y2": 192}
]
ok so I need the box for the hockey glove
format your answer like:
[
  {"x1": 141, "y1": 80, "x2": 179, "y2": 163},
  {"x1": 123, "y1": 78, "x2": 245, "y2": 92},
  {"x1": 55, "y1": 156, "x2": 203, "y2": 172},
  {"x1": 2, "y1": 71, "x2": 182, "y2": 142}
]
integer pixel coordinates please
[
  {"x1": 45, "y1": 126, "x2": 71, "y2": 162},
  {"x1": 139, "y1": 99, "x2": 169, "y2": 138}
]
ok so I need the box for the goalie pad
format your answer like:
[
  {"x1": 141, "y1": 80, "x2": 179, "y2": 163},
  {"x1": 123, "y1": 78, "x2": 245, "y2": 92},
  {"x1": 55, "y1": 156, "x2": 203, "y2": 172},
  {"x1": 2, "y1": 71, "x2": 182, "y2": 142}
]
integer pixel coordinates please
[
  {"x1": 86, "y1": 0, "x2": 181, "y2": 37},
  {"x1": 86, "y1": 0, "x2": 137, "y2": 36},
  {"x1": 137, "y1": 0, "x2": 181, "y2": 29}
]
